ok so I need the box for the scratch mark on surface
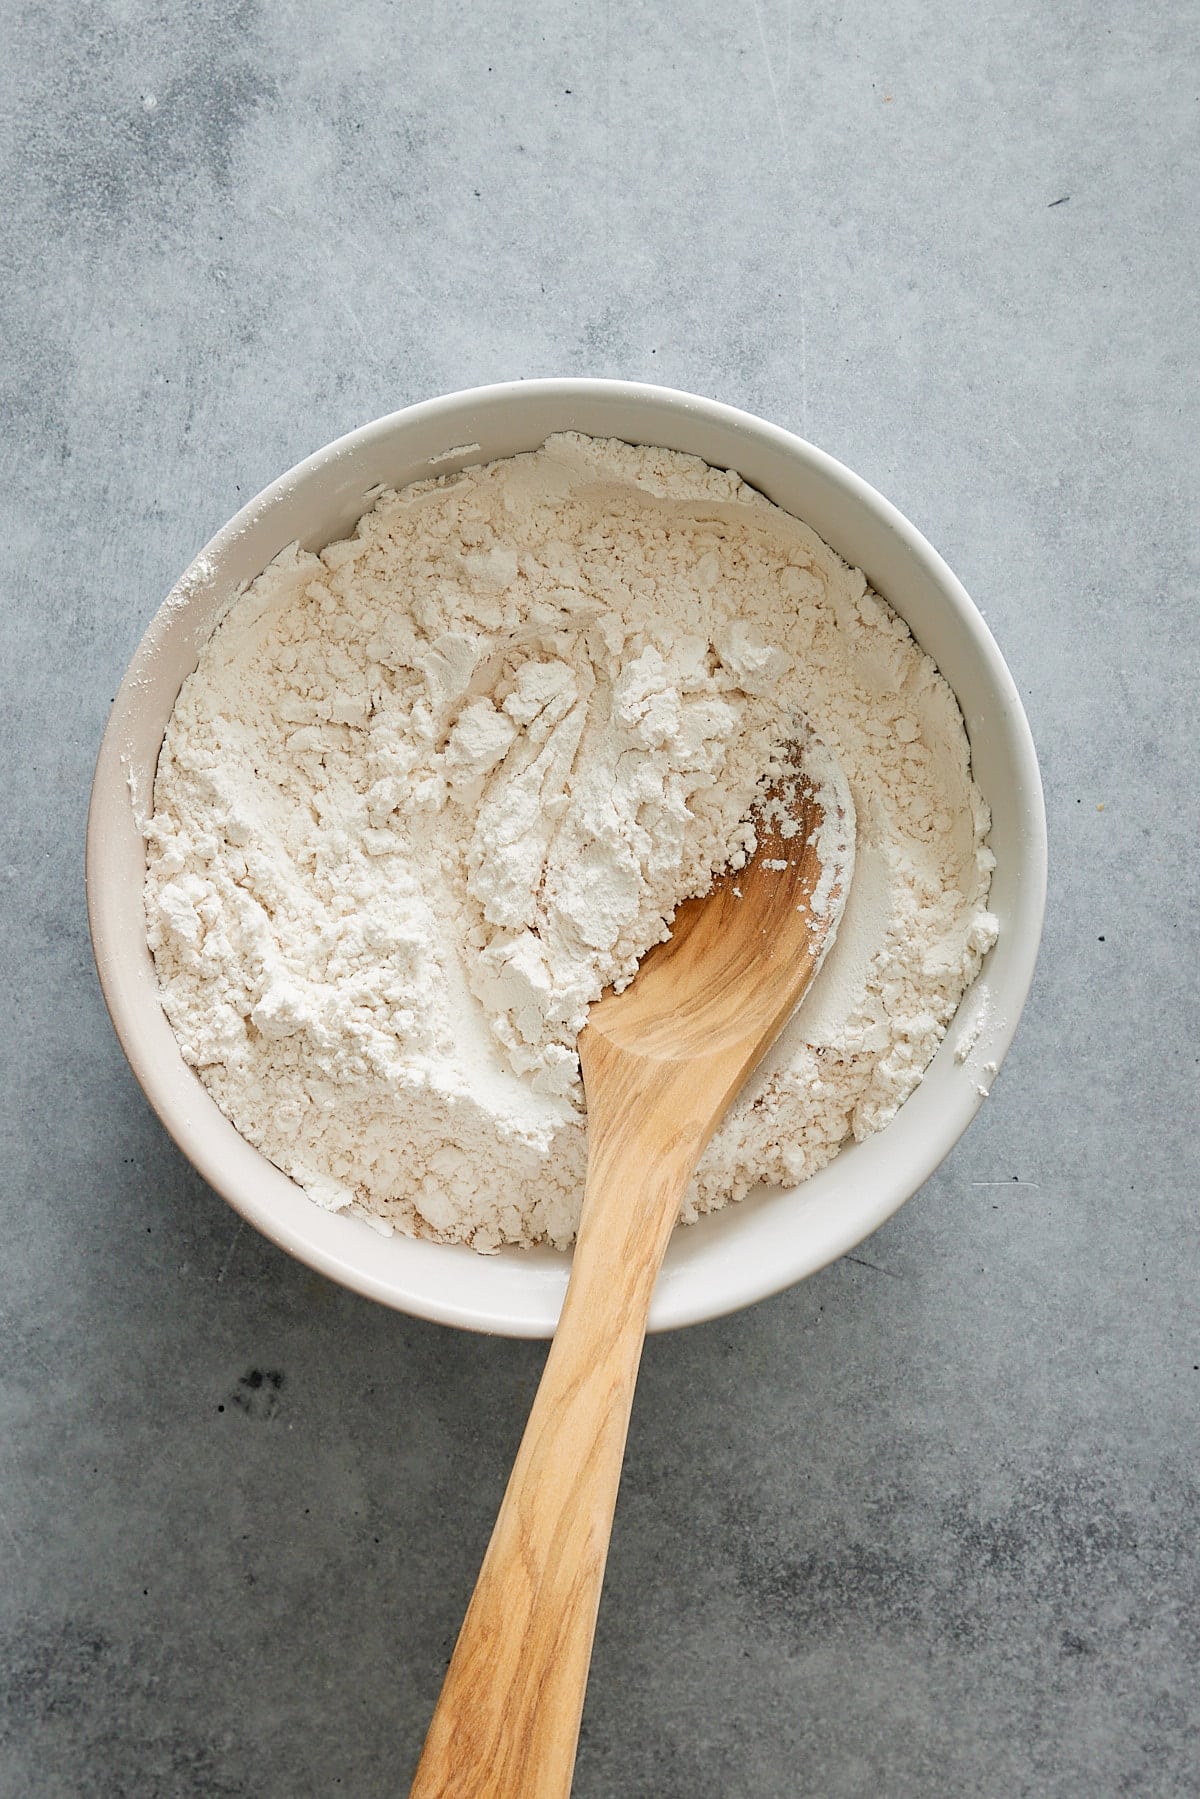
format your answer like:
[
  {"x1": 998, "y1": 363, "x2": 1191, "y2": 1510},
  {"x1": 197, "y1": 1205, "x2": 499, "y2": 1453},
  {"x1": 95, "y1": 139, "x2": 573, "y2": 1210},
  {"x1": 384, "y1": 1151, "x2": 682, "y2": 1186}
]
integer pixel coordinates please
[
  {"x1": 601, "y1": 0, "x2": 613, "y2": 276},
  {"x1": 0, "y1": 1301, "x2": 55, "y2": 1382},
  {"x1": 216, "y1": 1217, "x2": 246, "y2": 1285},
  {"x1": 319, "y1": 246, "x2": 374, "y2": 357},
  {"x1": 0, "y1": 1499, "x2": 19, "y2": 1552},
  {"x1": 751, "y1": 0, "x2": 793, "y2": 175},
  {"x1": 750, "y1": 0, "x2": 807, "y2": 426},
  {"x1": 265, "y1": 206, "x2": 419, "y2": 330},
  {"x1": 1048, "y1": 195, "x2": 1070, "y2": 207},
  {"x1": 845, "y1": 1254, "x2": 902, "y2": 1279}
]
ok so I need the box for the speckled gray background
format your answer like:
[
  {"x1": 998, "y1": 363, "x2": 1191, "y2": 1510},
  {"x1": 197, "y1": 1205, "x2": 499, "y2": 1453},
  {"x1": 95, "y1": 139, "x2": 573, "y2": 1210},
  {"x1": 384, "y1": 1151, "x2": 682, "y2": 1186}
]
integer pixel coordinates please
[{"x1": 3, "y1": 2, "x2": 1198, "y2": 1794}]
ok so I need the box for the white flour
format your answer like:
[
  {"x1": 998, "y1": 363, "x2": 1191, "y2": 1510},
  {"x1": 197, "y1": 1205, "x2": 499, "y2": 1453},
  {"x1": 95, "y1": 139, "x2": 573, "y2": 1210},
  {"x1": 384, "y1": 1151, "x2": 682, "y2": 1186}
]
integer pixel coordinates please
[{"x1": 145, "y1": 435, "x2": 998, "y2": 1251}]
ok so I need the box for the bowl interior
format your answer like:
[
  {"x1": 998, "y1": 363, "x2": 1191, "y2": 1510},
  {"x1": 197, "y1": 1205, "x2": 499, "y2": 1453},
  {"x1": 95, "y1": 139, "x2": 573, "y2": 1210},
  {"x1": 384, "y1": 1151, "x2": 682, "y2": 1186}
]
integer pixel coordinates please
[{"x1": 87, "y1": 381, "x2": 1045, "y2": 1336}]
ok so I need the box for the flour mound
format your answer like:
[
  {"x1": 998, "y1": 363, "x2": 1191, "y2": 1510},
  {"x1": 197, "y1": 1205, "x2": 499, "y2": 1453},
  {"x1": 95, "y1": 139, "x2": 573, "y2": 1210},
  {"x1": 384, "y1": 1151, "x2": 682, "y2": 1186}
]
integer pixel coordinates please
[{"x1": 146, "y1": 435, "x2": 997, "y2": 1252}]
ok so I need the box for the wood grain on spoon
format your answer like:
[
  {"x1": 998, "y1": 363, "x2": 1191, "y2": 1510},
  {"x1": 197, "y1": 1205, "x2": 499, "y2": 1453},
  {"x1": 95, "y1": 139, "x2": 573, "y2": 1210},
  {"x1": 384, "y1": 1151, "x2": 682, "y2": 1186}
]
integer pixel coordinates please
[{"x1": 410, "y1": 740, "x2": 854, "y2": 1799}]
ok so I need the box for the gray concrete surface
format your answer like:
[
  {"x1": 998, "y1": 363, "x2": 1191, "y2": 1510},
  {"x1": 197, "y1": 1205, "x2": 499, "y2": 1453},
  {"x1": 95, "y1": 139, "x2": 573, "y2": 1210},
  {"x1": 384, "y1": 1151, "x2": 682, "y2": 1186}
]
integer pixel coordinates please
[{"x1": 3, "y1": 2, "x2": 1197, "y2": 1794}]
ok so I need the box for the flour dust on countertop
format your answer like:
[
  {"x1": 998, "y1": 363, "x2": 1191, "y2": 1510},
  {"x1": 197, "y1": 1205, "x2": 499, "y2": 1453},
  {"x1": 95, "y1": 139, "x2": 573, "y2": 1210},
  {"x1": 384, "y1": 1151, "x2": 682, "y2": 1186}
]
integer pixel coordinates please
[{"x1": 145, "y1": 434, "x2": 998, "y2": 1251}]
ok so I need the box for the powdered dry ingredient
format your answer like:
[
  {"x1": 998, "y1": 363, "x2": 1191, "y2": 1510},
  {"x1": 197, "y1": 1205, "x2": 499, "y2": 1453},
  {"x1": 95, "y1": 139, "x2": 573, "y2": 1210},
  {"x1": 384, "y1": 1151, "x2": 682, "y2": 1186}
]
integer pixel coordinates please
[{"x1": 145, "y1": 435, "x2": 998, "y2": 1252}]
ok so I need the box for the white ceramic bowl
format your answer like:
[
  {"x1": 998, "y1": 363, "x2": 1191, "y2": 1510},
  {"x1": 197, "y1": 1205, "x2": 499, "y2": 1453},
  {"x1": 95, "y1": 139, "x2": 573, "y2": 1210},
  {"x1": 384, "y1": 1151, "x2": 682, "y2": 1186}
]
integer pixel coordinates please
[{"x1": 87, "y1": 380, "x2": 1046, "y2": 1337}]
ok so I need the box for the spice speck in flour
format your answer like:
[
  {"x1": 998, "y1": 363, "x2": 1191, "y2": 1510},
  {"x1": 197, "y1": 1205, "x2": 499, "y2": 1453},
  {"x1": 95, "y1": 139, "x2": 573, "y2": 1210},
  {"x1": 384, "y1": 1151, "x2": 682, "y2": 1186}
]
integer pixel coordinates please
[{"x1": 145, "y1": 435, "x2": 998, "y2": 1251}]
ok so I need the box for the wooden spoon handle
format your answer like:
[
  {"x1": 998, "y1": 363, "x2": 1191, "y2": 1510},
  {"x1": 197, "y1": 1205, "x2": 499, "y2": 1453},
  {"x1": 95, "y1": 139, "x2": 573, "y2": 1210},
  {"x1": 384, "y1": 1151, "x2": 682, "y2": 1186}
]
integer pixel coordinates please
[{"x1": 409, "y1": 1111, "x2": 703, "y2": 1799}]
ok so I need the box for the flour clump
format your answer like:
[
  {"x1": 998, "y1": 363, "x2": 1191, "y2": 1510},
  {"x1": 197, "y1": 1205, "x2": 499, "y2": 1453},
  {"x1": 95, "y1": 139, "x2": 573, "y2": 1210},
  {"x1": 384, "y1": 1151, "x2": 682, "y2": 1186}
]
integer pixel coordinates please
[{"x1": 145, "y1": 435, "x2": 998, "y2": 1251}]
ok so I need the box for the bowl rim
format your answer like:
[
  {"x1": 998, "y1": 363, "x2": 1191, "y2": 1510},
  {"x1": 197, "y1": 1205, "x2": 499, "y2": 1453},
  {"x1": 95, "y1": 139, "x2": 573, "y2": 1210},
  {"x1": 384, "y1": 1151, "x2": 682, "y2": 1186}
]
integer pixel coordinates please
[{"x1": 87, "y1": 378, "x2": 1048, "y2": 1334}]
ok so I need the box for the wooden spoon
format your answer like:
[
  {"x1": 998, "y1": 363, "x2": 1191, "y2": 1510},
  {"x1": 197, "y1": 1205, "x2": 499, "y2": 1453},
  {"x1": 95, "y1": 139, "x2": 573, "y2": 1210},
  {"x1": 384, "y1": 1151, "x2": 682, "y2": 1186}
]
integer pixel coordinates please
[{"x1": 410, "y1": 734, "x2": 855, "y2": 1799}]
